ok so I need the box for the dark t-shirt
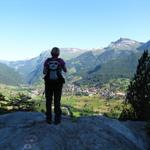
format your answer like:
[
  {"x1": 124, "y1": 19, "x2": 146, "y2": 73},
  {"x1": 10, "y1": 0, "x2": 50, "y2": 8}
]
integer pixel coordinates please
[{"x1": 43, "y1": 57, "x2": 66, "y2": 83}]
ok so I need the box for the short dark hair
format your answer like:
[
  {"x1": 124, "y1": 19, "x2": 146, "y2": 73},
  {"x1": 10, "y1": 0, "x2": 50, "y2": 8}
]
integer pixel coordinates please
[{"x1": 51, "y1": 47, "x2": 60, "y2": 57}]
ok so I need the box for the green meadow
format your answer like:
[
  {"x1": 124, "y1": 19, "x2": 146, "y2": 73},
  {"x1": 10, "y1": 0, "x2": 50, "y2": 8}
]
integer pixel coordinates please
[
  {"x1": 0, "y1": 83, "x2": 126, "y2": 120},
  {"x1": 37, "y1": 95, "x2": 124, "y2": 119}
]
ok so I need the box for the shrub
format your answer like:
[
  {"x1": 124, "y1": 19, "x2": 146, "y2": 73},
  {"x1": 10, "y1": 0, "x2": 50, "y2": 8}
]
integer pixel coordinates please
[
  {"x1": 119, "y1": 104, "x2": 136, "y2": 120},
  {"x1": 9, "y1": 93, "x2": 36, "y2": 111},
  {"x1": 0, "y1": 92, "x2": 6, "y2": 106}
]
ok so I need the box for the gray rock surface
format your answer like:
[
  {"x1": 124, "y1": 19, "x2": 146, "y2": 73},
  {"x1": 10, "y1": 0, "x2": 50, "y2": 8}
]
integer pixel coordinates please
[{"x1": 0, "y1": 112, "x2": 149, "y2": 150}]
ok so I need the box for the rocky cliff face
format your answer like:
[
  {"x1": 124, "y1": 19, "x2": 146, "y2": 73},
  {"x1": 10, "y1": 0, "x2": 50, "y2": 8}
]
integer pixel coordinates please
[
  {"x1": 107, "y1": 38, "x2": 143, "y2": 51},
  {"x1": 0, "y1": 112, "x2": 149, "y2": 150}
]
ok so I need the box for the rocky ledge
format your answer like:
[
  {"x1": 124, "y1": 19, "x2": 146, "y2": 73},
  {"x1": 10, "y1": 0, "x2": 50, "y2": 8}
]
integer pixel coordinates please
[{"x1": 0, "y1": 112, "x2": 149, "y2": 150}]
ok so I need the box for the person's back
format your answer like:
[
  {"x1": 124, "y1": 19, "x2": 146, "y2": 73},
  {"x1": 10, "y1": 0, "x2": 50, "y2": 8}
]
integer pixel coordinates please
[{"x1": 43, "y1": 47, "x2": 67, "y2": 124}]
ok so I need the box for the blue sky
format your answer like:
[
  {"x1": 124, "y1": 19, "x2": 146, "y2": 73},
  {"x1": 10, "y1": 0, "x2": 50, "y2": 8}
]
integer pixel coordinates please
[{"x1": 0, "y1": 0, "x2": 150, "y2": 60}]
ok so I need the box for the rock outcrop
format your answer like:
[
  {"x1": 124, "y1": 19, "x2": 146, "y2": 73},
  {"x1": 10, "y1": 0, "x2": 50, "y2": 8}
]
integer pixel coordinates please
[{"x1": 0, "y1": 112, "x2": 149, "y2": 150}]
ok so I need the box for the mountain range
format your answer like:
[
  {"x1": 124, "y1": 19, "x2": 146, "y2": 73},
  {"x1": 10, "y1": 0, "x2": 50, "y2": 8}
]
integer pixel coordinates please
[
  {"x1": 0, "y1": 38, "x2": 150, "y2": 86},
  {"x1": 66, "y1": 38, "x2": 145, "y2": 86}
]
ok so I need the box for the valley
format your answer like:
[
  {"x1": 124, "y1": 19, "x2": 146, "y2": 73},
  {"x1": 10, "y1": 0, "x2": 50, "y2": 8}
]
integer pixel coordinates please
[{"x1": 0, "y1": 37, "x2": 150, "y2": 118}]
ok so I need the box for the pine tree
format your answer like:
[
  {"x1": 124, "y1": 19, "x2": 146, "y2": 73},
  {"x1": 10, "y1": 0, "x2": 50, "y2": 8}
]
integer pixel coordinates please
[{"x1": 126, "y1": 50, "x2": 150, "y2": 120}]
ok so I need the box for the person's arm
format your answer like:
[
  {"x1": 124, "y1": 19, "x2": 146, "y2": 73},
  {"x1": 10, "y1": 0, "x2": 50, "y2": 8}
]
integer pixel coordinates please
[
  {"x1": 60, "y1": 59, "x2": 67, "y2": 73},
  {"x1": 62, "y1": 64, "x2": 67, "y2": 73},
  {"x1": 43, "y1": 59, "x2": 48, "y2": 75}
]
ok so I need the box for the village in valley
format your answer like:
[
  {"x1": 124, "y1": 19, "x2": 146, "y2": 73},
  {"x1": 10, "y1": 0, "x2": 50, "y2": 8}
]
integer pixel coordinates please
[
  {"x1": 62, "y1": 84, "x2": 125, "y2": 99},
  {"x1": 28, "y1": 83, "x2": 125, "y2": 100}
]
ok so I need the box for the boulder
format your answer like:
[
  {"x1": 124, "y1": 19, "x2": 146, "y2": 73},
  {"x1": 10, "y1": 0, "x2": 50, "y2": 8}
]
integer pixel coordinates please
[{"x1": 0, "y1": 112, "x2": 149, "y2": 150}]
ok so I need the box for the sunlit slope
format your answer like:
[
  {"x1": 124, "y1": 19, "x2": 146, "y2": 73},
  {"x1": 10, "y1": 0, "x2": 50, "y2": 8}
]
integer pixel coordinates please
[{"x1": 0, "y1": 63, "x2": 23, "y2": 85}]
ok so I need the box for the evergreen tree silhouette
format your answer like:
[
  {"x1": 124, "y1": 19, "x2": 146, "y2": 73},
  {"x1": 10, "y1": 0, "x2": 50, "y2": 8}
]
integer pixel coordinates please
[{"x1": 126, "y1": 50, "x2": 150, "y2": 120}]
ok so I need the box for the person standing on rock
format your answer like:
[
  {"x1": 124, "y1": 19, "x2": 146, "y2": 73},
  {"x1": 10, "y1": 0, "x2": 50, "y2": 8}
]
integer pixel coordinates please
[{"x1": 43, "y1": 47, "x2": 67, "y2": 124}]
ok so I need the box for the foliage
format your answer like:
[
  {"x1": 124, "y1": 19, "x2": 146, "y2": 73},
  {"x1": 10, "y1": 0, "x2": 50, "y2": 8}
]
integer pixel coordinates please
[
  {"x1": 0, "y1": 92, "x2": 6, "y2": 102},
  {"x1": 0, "y1": 92, "x2": 8, "y2": 107},
  {"x1": 126, "y1": 50, "x2": 150, "y2": 120},
  {"x1": 0, "y1": 92, "x2": 10, "y2": 114},
  {"x1": 8, "y1": 93, "x2": 36, "y2": 111},
  {"x1": 119, "y1": 104, "x2": 137, "y2": 120}
]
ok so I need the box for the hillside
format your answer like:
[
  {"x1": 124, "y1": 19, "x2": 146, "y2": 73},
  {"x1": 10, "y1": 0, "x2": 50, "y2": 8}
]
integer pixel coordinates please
[
  {"x1": 0, "y1": 112, "x2": 149, "y2": 150},
  {"x1": 0, "y1": 63, "x2": 23, "y2": 85},
  {"x1": 76, "y1": 52, "x2": 141, "y2": 86},
  {"x1": 67, "y1": 51, "x2": 98, "y2": 77},
  {"x1": 138, "y1": 40, "x2": 150, "y2": 51}
]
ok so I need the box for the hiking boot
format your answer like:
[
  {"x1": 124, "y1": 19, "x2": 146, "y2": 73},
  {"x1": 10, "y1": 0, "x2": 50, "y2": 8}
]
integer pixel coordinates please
[
  {"x1": 46, "y1": 118, "x2": 52, "y2": 124},
  {"x1": 54, "y1": 117, "x2": 61, "y2": 125},
  {"x1": 54, "y1": 120, "x2": 61, "y2": 125}
]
